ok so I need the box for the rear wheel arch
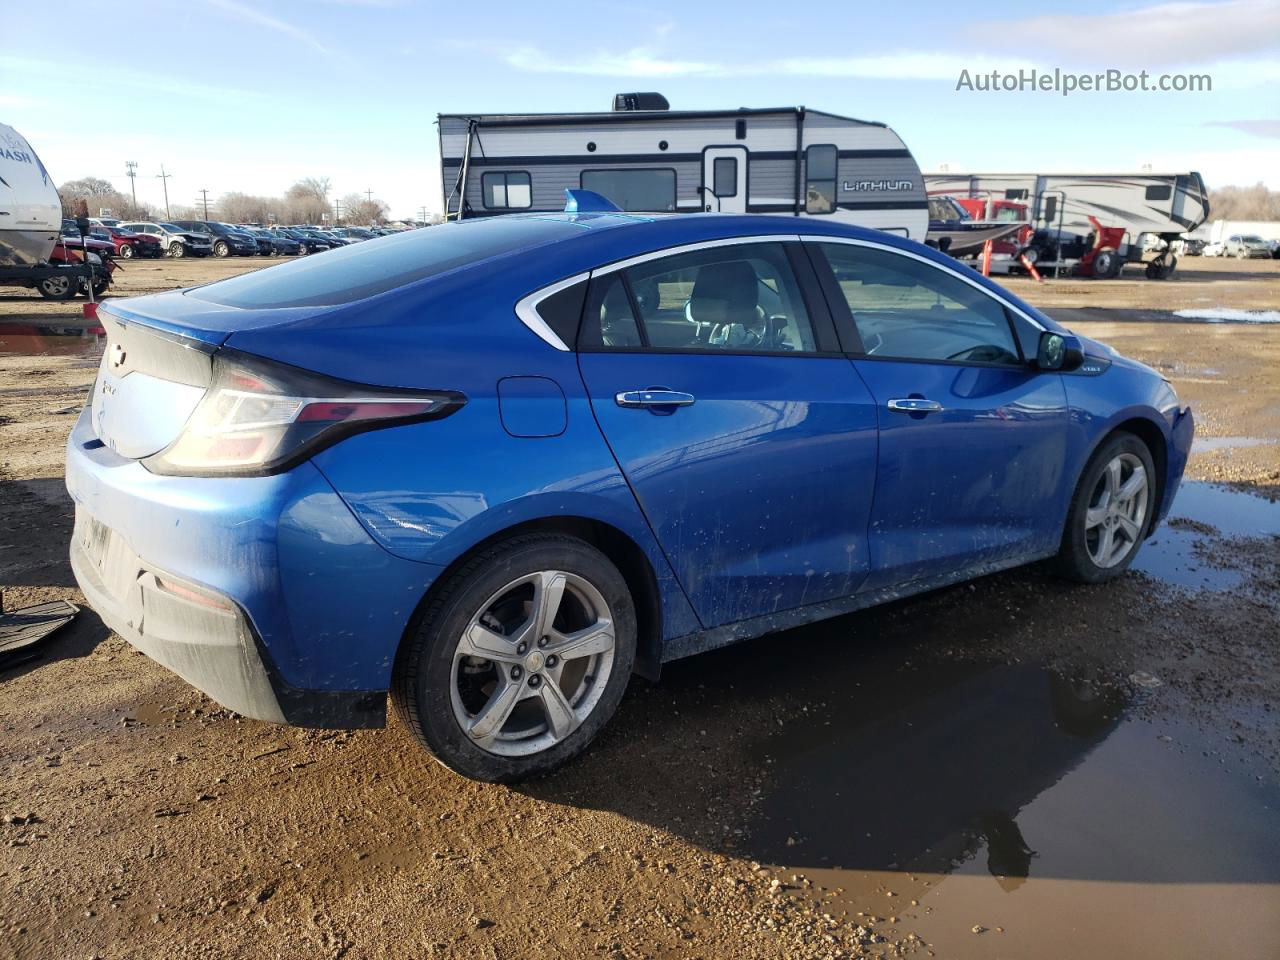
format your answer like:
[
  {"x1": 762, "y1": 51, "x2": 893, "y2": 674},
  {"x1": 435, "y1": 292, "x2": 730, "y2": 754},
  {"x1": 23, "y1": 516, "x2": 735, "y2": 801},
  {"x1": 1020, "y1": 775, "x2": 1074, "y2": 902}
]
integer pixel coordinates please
[{"x1": 394, "y1": 515, "x2": 663, "y2": 684}]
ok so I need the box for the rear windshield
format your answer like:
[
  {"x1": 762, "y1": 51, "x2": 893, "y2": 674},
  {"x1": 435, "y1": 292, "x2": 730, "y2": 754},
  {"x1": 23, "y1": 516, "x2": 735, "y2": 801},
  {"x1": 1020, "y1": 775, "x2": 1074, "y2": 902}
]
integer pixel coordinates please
[{"x1": 186, "y1": 217, "x2": 585, "y2": 309}]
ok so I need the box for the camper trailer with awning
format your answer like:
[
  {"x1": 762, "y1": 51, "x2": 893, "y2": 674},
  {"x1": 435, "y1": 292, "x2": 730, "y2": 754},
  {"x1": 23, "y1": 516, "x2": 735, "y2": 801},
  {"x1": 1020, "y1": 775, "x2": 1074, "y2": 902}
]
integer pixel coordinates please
[{"x1": 440, "y1": 94, "x2": 928, "y2": 242}]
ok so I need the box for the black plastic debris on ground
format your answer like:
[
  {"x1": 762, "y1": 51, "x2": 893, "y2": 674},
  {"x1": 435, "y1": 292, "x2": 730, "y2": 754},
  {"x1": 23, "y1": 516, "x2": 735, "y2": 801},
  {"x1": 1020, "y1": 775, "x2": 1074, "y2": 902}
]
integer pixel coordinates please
[{"x1": 0, "y1": 597, "x2": 80, "y2": 669}]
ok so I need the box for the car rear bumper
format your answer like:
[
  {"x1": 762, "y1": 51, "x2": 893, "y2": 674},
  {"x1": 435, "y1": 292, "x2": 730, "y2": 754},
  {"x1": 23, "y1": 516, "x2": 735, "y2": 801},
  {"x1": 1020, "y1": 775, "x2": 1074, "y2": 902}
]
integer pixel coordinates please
[{"x1": 64, "y1": 408, "x2": 443, "y2": 728}]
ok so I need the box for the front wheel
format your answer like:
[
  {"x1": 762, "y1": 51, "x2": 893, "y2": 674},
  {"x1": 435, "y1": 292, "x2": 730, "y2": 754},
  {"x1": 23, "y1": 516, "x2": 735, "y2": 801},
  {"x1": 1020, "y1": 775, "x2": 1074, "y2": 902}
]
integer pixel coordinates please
[
  {"x1": 1053, "y1": 433, "x2": 1155, "y2": 583},
  {"x1": 168, "y1": 242, "x2": 185, "y2": 258},
  {"x1": 212, "y1": 240, "x2": 229, "y2": 258},
  {"x1": 392, "y1": 534, "x2": 637, "y2": 782},
  {"x1": 118, "y1": 243, "x2": 134, "y2": 259}
]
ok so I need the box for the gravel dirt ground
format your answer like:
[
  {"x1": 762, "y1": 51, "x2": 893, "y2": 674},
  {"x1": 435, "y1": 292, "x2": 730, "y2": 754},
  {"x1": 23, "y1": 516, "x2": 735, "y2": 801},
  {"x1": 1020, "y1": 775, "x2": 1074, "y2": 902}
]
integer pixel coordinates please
[{"x1": 1, "y1": 253, "x2": 1278, "y2": 960}]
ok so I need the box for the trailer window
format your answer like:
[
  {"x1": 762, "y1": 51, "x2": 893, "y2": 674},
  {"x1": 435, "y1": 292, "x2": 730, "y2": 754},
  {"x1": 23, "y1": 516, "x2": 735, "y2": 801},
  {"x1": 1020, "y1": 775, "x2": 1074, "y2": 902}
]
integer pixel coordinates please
[
  {"x1": 580, "y1": 169, "x2": 676, "y2": 212},
  {"x1": 482, "y1": 172, "x2": 532, "y2": 210},
  {"x1": 1145, "y1": 184, "x2": 1172, "y2": 201},
  {"x1": 713, "y1": 157, "x2": 737, "y2": 197},
  {"x1": 805, "y1": 145, "x2": 837, "y2": 214}
]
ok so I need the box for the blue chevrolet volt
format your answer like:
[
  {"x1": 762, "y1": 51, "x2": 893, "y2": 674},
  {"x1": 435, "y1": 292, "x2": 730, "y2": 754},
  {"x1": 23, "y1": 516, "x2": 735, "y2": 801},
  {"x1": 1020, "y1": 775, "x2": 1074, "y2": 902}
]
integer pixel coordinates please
[{"x1": 66, "y1": 193, "x2": 1193, "y2": 781}]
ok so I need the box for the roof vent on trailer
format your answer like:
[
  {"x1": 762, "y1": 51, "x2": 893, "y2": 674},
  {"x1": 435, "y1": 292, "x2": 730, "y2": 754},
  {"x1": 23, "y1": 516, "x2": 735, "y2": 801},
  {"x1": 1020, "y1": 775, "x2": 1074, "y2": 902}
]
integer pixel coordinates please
[{"x1": 612, "y1": 92, "x2": 669, "y2": 111}]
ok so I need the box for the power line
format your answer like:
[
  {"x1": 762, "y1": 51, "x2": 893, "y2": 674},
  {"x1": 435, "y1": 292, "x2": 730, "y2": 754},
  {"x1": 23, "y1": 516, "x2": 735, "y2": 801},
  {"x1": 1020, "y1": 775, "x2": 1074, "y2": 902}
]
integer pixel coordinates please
[
  {"x1": 155, "y1": 164, "x2": 173, "y2": 220},
  {"x1": 125, "y1": 161, "x2": 138, "y2": 209}
]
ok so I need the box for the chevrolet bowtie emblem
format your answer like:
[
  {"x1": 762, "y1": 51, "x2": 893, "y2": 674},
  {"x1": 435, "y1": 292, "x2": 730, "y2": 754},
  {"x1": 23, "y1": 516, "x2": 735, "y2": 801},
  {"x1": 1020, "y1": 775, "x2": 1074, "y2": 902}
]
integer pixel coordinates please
[{"x1": 110, "y1": 343, "x2": 127, "y2": 369}]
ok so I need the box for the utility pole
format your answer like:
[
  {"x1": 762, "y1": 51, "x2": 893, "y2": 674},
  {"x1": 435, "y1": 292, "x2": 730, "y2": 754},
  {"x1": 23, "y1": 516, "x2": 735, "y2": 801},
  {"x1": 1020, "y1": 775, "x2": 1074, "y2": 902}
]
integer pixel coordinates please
[
  {"x1": 197, "y1": 189, "x2": 210, "y2": 220},
  {"x1": 417, "y1": 206, "x2": 427, "y2": 225},
  {"x1": 125, "y1": 161, "x2": 138, "y2": 209},
  {"x1": 365, "y1": 188, "x2": 374, "y2": 203},
  {"x1": 156, "y1": 165, "x2": 173, "y2": 220},
  {"x1": 334, "y1": 199, "x2": 342, "y2": 224}
]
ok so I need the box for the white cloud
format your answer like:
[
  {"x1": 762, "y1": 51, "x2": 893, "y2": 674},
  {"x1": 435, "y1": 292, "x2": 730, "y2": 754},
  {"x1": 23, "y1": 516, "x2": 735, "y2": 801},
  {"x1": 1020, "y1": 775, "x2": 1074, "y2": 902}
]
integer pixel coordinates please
[
  {"x1": 1204, "y1": 119, "x2": 1280, "y2": 139},
  {"x1": 204, "y1": 0, "x2": 329, "y2": 55},
  {"x1": 506, "y1": 47, "x2": 1032, "y2": 81},
  {"x1": 506, "y1": 47, "x2": 720, "y2": 77},
  {"x1": 0, "y1": 54, "x2": 259, "y2": 105},
  {"x1": 968, "y1": 0, "x2": 1280, "y2": 66},
  {"x1": 772, "y1": 54, "x2": 1034, "y2": 81}
]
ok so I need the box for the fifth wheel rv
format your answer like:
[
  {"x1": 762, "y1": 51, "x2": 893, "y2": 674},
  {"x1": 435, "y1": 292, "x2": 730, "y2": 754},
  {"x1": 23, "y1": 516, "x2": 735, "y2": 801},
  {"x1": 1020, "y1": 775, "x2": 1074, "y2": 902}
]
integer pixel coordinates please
[
  {"x1": 925, "y1": 171, "x2": 1210, "y2": 277},
  {"x1": 440, "y1": 94, "x2": 928, "y2": 241}
]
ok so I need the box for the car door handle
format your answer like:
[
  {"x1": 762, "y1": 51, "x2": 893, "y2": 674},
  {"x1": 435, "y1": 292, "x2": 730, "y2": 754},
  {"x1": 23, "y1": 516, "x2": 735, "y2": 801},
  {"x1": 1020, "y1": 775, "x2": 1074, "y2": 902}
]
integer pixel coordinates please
[
  {"x1": 887, "y1": 398, "x2": 944, "y2": 414},
  {"x1": 615, "y1": 389, "x2": 696, "y2": 409}
]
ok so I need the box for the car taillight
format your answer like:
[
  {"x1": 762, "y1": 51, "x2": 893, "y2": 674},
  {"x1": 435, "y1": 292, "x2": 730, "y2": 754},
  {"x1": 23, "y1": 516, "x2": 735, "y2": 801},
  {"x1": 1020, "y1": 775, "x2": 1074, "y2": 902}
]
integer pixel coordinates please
[{"x1": 143, "y1": 348, "x2": 464, "y2": 477}]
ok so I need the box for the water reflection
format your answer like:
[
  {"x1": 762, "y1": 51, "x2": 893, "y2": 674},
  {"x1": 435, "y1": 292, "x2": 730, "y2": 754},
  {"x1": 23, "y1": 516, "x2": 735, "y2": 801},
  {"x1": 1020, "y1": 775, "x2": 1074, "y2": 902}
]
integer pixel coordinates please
[
  {"x1": 743, "y1": 664, "x2": 1130, "y2": 885},
  {"x1": 0, "y1": 322, "x2": 105, "y2": 357}
]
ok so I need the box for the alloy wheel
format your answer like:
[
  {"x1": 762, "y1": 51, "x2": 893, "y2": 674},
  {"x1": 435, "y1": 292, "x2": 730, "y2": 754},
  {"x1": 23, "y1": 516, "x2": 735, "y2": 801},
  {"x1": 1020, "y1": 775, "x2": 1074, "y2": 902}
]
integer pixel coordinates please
[
  {"x1": 1084, "y1": 452, "x2": 1149, "y2": 568},
  {"x1": 450, "y1": 570, "x2": 616, "y2": 757}
]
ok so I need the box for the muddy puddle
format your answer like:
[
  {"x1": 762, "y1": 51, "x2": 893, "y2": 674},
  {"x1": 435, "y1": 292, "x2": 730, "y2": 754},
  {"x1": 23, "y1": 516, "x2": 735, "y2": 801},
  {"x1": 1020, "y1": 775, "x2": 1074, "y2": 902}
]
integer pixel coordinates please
[
  {"x1": 739, "y1": 659, "x2": 1280, "y2": 959},
  {"x1": 0, "y1": 322, "x2": 105, "y2": 357},
  {"x1": 1191, "y1": 435, "x2": 1275, "y2": 454},
  {"x1": 1133, "y1": 482, "x2": 1280, "y2": 591}
]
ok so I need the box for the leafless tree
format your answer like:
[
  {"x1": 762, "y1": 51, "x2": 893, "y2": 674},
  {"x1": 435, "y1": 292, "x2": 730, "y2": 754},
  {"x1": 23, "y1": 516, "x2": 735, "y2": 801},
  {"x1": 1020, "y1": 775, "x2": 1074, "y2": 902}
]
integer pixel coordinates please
[
  {"x1": 284, "y1": 180, "x2": 331, "y2": 224},
  {"x1": 338, "y1": 192, "x2": 389, "y2": 226},
  {"x1": 1208, "y1": 183, "x2": 1280, "y2": 221},
  {"x1": 58, "y1": 177, "x2": 143, "y2": 219},
  {"x1": 221, "y1": 192, "x2": 280, "y2": 225}
]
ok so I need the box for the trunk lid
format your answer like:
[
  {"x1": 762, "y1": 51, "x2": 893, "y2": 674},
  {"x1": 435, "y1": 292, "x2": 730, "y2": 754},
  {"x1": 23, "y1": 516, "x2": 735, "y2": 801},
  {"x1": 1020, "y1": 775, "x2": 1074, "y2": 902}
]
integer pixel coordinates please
[{"x1": 90, "y1": 296, "x2": 325, "y2": 459}]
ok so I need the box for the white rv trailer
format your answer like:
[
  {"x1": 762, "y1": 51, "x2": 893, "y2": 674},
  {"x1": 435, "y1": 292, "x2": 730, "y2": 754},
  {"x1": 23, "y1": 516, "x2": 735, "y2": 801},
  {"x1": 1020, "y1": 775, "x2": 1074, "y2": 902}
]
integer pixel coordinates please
[
  {"x1": 0, "y1": 122, "x2": 61, "y2": 265},
  {"x1": 439, "y1": 97, "x2": 928, "y2": 241},
  {"x1": 924, "y1": 172, "x2": 1210, "y2": 243}
]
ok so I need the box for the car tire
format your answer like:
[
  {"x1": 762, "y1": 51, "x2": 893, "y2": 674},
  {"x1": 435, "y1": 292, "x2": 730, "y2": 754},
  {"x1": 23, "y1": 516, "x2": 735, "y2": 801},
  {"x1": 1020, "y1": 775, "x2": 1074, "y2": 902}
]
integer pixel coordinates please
[
  {"x1": 1092, "y1": 249, "x2": 1118, "y2": 278},
  {"x1": 168, "y1": 242, "x2": 185, "y2": 258},
  {"x1": 213, "y1": 240, "x2": 229, "y2": 258},
  {"x1": 36, "y1": 272, "x2": 78, "y2": 300},
  {"x1": 392, "y1": 534, "x2": 637, "y2": 783},
  {"x1": 1053, "y1": 432, "x2": 1156, "y2": 584},
  {"x1": 118, "y1": 243, "x2": 134, "y2": 259}
]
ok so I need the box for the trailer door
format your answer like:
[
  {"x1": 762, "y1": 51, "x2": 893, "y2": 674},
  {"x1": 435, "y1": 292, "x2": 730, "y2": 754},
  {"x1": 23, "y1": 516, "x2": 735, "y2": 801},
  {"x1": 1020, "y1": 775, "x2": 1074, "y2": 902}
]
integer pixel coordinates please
[{"x1": 702, "y1": 147, "x2": 747, "y2": 213}]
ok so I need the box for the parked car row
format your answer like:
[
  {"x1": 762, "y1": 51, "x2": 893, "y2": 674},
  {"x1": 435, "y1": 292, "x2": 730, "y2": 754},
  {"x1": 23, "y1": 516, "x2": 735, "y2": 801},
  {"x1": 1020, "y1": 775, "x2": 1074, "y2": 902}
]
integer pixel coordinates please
[
  {"x1": 1201, "y1": 234, "x2": 1279, "y2": 259},
  {"x1": 87, "y1": 217, "x2": 407, "y2": 260}
]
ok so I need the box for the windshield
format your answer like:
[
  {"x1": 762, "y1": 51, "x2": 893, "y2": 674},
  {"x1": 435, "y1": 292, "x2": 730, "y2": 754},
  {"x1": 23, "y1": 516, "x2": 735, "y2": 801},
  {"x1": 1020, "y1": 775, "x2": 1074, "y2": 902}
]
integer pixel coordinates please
[
  {"x1": 187, "y1": 217, "x2": 588, "y2": 309},
  {"x1": 1242, "y1": 235, "x2": 1264, "y2": 243},
  {"x1": 162, "y1": 223, "x2": 184, "y2": 232}
]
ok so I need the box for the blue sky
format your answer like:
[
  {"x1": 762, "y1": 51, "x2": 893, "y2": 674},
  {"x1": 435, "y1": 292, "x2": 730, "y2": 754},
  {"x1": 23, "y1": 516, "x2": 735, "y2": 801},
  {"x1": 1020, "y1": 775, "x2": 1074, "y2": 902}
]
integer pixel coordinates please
[{"x1": 2, "y1": 0, "x2": 1276, "y2": 219}]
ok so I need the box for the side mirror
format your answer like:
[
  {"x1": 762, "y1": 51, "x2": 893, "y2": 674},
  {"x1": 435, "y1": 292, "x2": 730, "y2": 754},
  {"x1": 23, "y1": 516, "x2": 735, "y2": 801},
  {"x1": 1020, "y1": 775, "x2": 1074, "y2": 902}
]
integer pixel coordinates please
[{"x1": 1036, "y1": 331, "x2": 1084, "y2": 372}]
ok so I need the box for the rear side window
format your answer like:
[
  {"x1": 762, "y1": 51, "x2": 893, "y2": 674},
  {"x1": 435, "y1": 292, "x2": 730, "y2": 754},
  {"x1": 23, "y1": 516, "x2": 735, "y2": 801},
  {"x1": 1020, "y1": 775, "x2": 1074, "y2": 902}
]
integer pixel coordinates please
[
  {"x1": 582, "y1": 243, "x2": 817, "y2": 353},
  {"x1": 582, "y1": 274, "x2": 643, "y2": 349},
  {"x1": 819, "y1": 242, "x2": 1020, "y2": 365},
  {"x1": 1145, "y1": 184, "x2": 1172, "y2": 201},
  {"x1": 186, "y1": 218, "x2": 587, "y2": 309}
]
